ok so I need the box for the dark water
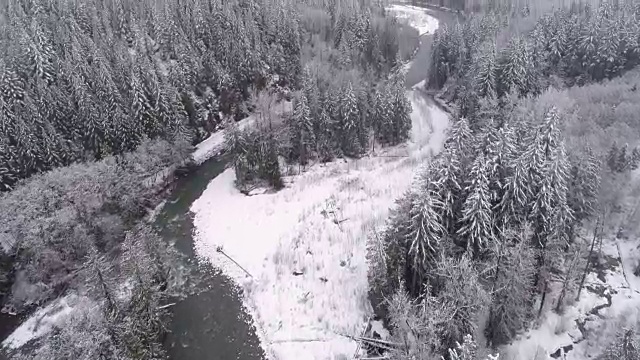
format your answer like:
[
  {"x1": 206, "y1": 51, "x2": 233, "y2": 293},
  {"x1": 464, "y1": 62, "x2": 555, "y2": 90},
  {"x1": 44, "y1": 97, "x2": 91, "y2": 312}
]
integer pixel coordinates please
[
  {"x1": 154, "y1": 156, "x2": 265, "y2": 360},
  {"x1": 404, "y1": 8, "x2": 461, "y2": 89}
]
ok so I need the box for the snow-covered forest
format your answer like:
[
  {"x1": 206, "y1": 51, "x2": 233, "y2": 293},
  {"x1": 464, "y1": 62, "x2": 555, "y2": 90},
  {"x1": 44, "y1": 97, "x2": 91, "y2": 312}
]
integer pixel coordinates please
[
  {"x1": 0, "y1": 0, "x2": 419, "y2": 358},
  {"x1": 368, "y1": 0, "x2": 640, "y2": 359},
  {"x1": 2, "y1": 0, "x2": 640, "y2": 359}
]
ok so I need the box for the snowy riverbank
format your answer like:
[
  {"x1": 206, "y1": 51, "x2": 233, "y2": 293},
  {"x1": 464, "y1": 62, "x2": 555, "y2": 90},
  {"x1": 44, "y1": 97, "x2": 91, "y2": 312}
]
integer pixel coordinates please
[
  {"x1": 191, "y1": 85, "x2": 449, "y2": 359},
  {"x1": 190, "y1": 6, "x2": 443, "y2": 359}
]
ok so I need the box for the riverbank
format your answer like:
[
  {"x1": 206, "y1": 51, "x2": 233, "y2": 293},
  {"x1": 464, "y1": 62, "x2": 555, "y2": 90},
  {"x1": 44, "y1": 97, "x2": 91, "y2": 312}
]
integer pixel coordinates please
[
  {"x1": 192, "y1": 85, "x2": 449, "y2": 359},
  {"x1": 189, "y1": 7, "x2": 448, "y2": 359}
]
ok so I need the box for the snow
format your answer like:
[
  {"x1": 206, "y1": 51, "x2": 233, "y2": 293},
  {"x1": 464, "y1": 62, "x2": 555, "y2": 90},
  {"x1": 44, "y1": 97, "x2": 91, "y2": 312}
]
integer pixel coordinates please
[
  {"x1": 386, "y1": 4, "x2": 440, "y2": 36},
  {"x1": 2, "y1": 295, "x2": 88, "y2": 350},
  {"x1": 500, "y1": 238, "x2": 640, "y2": 360},
  {"x1": 191, "y1": 117, "x2": 253, "y2": 165},
  {"x1": 191, "y1": 100, "x2": 292, "y2": 165},
  {"x1": 191, "y1": 87, "x2": 449, "y2": 359}
]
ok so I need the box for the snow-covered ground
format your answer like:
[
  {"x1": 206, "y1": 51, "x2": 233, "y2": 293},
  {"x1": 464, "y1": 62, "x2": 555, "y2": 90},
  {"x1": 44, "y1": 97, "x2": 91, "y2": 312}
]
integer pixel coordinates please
[
  {"x1": 190, "y1": 7, "x2": 444, "y2": 359},
  {"x1": 191, "y1": 86, "x2": 449, "y2": 359},
  {"x1": 386, "y1": 4, "x2": 440, "y2": 36},
  {"x1": 500, "y1": 238, "x2": 640, "y2": 360},
  {"x1": 192, "y1": 101, "x2": 292, "y2": 165},
  {"x1": 2, "y1": 295, "x2": 89, "y2": 350}
]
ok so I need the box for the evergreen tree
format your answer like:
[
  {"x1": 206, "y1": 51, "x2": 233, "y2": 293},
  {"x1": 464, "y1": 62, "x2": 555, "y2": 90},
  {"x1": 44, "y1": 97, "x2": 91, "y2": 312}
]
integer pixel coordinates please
[
  {"x1": 407, "y1": 176, "x2": 446, "y2": 293},
  {"x1": 458, "y1": 153, "x2": 493, "y2": 255},
  {"x1": 498, "y1": 154, "x2": 531, "y2": 227},
  {"x1": 473, "y1": 41, "x2": 498, "y2": 99},
  {"x1": 338, "y1": 83, "x2": 362, "y2": 157},
  {"x1": 389, "y1": 78, "x2": 412, "y2": 144},
  {"x1": 288, "y1": 93, "x2": 315, "y2": 166},
  {"x1": 486, "y1": 230, "x2": 536, "y2": 345},
  {"x1": 432, "y1": 148, "x2": 463, "y2": 235}
]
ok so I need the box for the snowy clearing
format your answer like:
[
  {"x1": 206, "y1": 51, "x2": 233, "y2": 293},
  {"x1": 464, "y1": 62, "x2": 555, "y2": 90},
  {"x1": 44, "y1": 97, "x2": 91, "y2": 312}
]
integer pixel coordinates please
[
  {"x1": 386, "y1": 4, "x2": 440, "y2": 36},
  {"x1": 2, "y1": 295, "x2": 89, "y2": 350},
  {"x1": 191, "y1": 100, "x2": 292, "y2": 165},
  {"x1": 500, "y1": 238, "x2": 640, "y2": 360},
  {"x1": 191, "y1": 88, "x2": 449, "y2": 359}
]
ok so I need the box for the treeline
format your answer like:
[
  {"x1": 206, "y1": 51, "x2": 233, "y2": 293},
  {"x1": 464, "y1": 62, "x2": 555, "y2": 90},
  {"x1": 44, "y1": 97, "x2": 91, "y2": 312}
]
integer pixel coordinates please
[
  {"x1": 224, "y1": 1, "x2": 415, "y2": 191},
  {"x1": 0, "y1": 0, "x2": 308, "y2": 191},
  {"x1": 369, "y1": 0, "x2": 640, "y2": 358},
  {"x1": 429, "y1": 0, "x2": 640, "y2": 120}
]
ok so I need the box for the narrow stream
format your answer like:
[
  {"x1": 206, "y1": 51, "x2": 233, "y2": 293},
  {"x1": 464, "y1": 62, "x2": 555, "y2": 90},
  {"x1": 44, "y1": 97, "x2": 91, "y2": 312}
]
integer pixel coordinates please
[
  {"x1": 155, "y1": 6, "x2": 455, "y2": 360},
  {"x1": 154, "y1": 156, "x2": 265, "y2": 360}
]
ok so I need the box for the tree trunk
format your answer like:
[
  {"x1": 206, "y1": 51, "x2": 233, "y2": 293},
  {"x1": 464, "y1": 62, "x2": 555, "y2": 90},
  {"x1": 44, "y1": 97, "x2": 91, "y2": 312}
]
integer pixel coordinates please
[{"x1": 576, "y1": 218, "x2": 601, "y2": 301}]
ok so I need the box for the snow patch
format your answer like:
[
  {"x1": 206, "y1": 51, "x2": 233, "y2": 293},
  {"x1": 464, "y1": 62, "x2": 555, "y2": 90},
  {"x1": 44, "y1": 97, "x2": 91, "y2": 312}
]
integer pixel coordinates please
[
  {"x1": 386, "y1": 4, "x2": 440, "y2": 36},
  {"x1": 191, "y1": 101, "x2": 292, "y2": 165},
  {"x1": 191, "y1": 117, "x2": 253, "y2": 165},
  {"x1": 2, "y1": 295, "x2": 89, "y2": 350},
  {"x1": 191, "y1": 90, "x2": 449, "y2": 359}
]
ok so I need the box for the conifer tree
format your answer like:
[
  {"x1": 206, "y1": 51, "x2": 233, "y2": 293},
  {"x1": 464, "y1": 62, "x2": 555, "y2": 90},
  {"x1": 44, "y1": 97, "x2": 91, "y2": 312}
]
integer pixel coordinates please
[
  {"x1": 338, "y1": 83, "x2": 362, "y2": 157},
  {"x1": 498, "y1": 155, "x2": 531, "y2": 228},
  {"x1": 473, "y1": 41, "x2": 498, "y2": 99},
  {"x1": 407, "y1": 176, "x2": 446, "y2": 292},
  {"x1": 389, "y1": 78, "x2": 412, "y2": 144},
  {"x1": 432, "y1": 148, "x2": 463, "y2": 235},
  {"x1": 486, "y1": 229, "x2": 536, "y2": 345},
  {"x1": 288, "y1": 93, "x2": 315, "y2": 165},
  {"x1": 458, "y1": 152, "x2": 493, "y2": 255}
]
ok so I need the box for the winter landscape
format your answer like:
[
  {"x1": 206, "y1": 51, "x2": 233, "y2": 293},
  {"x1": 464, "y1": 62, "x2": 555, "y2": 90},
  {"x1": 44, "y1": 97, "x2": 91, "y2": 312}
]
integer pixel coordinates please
[{"x1": 2, "y1": 0, "x2": 640, "y2": 360}]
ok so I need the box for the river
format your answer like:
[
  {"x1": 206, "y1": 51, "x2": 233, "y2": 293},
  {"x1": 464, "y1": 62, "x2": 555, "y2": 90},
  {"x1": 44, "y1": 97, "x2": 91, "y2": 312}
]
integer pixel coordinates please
[
  {"x1": 0, "y1": 6, "x2": 452, "y2": 360},
  {"x1": 153, "y1": 155, "x2": 265, "y2": 360},
  {"x1": 155, "y1": 6, "x2": 454, "y2": 360}
]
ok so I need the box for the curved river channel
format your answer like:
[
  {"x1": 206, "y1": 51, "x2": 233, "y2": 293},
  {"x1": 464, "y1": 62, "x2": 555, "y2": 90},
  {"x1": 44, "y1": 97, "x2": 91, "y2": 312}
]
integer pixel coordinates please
[{"x1": 156, "y1": 6, "x2": 455, "y2": 359}]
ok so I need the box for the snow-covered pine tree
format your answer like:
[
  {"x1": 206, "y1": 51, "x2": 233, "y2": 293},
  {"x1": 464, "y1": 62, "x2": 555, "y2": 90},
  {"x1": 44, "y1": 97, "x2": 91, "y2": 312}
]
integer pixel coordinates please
[
  {"x1": 339, "y1": 83, "x2": 362, "y2": 157},
  {"x1": 444, "y1": 117, "x2": 473, "y2": 167},
  {"x1": 432, "y1": 148, "x2": 463, "y2": 235},
  {"x1": 390, "y1": 78, "x2": 412, "y2": 144},
  {"x1": 316, "y1": 105, "x2": 335, "y2": 162},
  {"x1": 428, "y1": 27, "x2": 449, "y2": 89},
  {"x1": 484, "y1": 123, "x2": 517, "y2": 209},
  {"x1": 531, "y1": 142, "x2": 574, "y2": 248},
  {"x1": 373, "y1": 193, "x2": 413, "y2": 300},
  {"x1": 407, "y1": 175, "x2": 446, "y2": 293},
  {"x1": 436, "y1": 255, "x2": 489, "y2": 352},
  {"x1": 486, "y1": 228, "x2": 536, "y2": 345},
  {"x1": 458, "y1": 152, "x2": 494, "y2": 256},
  {"x1": 288, "y1": 93, "x2": 315, "y2": 165},
  {"x1": 498, "y1": 37, "x2": 528, "y2": 97},
  {"x1": 498, "y1": 154, "x2": 531, "y2": 228},
  {"x1": 473, "y1": 41, "x2": 498, "y2": 99},
  {"x1": 372, "y1": 83, "x2": 392, "y2": 146},
  {"x1": 569, "y1": 147, "x2": 601, "y2": 222}
]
